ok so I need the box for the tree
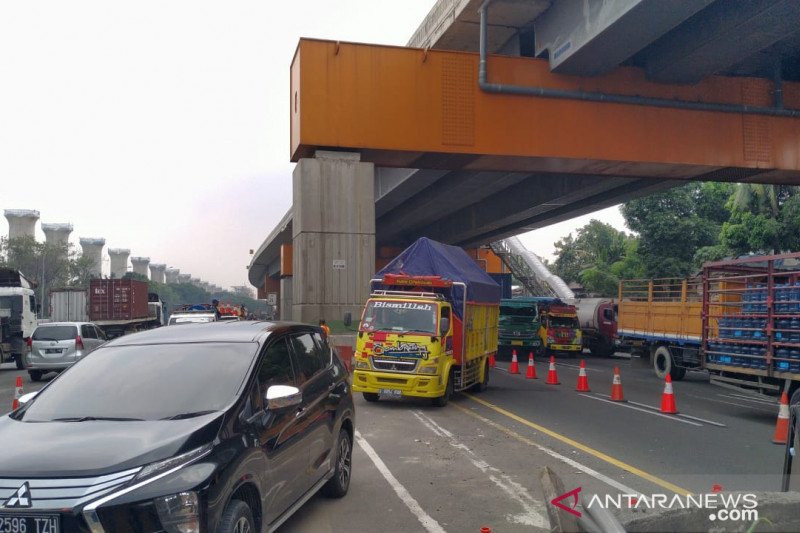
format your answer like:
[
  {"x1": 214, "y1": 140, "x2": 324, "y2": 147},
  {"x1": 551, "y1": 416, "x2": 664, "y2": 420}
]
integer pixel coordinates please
[
  {"x1": 0, "y1": 236, "x2": 77, "y2": 300},
  {"x1": 721, "y1": 185, "x2": 800, "y2": 255},
  {"x1": 552, "y1": 220, "x2": 639, "y2": 296},
  {"x1": 622, "y1": 182, "x2": 733, "y2": 278}
]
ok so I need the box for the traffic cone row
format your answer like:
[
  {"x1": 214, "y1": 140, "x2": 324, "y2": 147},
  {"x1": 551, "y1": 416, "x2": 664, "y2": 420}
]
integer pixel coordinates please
[
  {"x1": 11, "y1": 376, "x2": 23, "y2": 410},
  {"x1": 773, "y1": 392, "x2": 790, "y2": 445},
  {"x1": 508, "y1": 350, "x2": 520, "y2": 374}
]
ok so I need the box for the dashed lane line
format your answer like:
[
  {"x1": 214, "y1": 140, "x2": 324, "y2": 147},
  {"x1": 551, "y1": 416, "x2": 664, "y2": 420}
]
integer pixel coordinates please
[
  {"x1": 578, "y1": 393, "x2": 703, "y2": 427},
  {"x1": 413, "y1": 411, "x2": 548, "y2": 529},
  {"x1": 354, "y1": 430, "x2": 446, "y2": 533},
  {"x1": 464, "y1": 394, "x2": 692, "y2": 496},
  {"x1": 592, "y1": 393, "x2": 727, "y2": 428}
]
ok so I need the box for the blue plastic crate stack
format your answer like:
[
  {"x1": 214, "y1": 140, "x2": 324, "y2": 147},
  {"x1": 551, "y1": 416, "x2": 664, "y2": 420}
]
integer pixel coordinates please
[{"x1": 707, "y1": 281, "x2": 800, "y2": 373}]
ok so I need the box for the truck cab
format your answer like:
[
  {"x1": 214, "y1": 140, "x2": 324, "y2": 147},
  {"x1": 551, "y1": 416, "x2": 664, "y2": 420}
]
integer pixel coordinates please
[
  {"x1": 0, "y1": 269, "x2": 37, "y2": 369},
  {"x1": 354, "y1": 290, "x2": 456, "y2": 404},
  {"x1": 498, "y1": 298, "x2": 542, "y2": 356},
  {"x1": 539, "y1": 303, "x2": 582, "y2": 356}
]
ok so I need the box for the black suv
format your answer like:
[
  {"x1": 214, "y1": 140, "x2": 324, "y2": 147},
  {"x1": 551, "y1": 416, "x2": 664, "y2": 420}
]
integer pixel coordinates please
[{"x1": 0, "y1": 321, "x2": 355, "y2": 532}]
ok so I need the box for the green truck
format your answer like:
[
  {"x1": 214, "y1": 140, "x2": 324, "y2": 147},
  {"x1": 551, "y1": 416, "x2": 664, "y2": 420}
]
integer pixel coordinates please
[{"x1": 498, "y1": 297, "x2": 543, "y2": 357}]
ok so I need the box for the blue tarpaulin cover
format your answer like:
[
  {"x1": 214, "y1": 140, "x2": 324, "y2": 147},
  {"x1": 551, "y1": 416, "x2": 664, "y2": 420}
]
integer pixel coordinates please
[{"x1": 374, "y1": 237, "x2": 501, "y2": 318}]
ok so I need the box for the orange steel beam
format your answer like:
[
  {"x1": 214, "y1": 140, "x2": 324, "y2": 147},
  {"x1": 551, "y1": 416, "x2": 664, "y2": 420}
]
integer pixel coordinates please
[{"x1": 290, "y1": 39, "x2": 800, "y2": 183}]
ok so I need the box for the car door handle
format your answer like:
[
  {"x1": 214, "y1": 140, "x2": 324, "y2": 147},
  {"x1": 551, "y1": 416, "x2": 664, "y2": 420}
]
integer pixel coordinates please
[{"x1": 295, "y1": 407, "x2": 306, "y2": 418}]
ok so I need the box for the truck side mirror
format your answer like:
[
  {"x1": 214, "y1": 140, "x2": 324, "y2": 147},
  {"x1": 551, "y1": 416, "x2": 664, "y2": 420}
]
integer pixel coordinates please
[
  {"x1": 343, "y1": 312, "x2": 352, "y2": 328},
  {"x1": 439, "y1": 317, "x2": 449, "y2": 336}
]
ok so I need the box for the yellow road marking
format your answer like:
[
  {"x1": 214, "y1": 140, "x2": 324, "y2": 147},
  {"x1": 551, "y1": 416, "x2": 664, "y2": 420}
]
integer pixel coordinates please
[{"x1": 463, "y1": 394, "x2": 692, "y2": 496}]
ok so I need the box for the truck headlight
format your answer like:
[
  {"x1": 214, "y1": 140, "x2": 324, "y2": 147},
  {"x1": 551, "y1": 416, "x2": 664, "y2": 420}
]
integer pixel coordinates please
[
  {"x1": 547, "y1": 337, "x2": 555, "y2": 344},
  {"x1": 419, "y1": 366, "x2": 438, "y2": 374},
  {"x1": 355, "y1": 360, "x2": 370, "y2": 369},
  {"x1": 154, "y1": 491, "x2": 200, "y2": 533}
]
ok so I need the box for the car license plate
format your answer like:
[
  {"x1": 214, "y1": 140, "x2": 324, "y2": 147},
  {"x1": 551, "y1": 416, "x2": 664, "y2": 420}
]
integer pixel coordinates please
[
  {"x1": 379, "y1": 388, "x2": 402, "y2": 398},
  {"x1": 0, "y1": 514, "x2": 60, "y2": 533},
  {"x1": 44, "y1": 349, "x2": 62, "y2": 354},
  {"x1": 511, "y1": 340, "x2": 523, "y2": 346}
]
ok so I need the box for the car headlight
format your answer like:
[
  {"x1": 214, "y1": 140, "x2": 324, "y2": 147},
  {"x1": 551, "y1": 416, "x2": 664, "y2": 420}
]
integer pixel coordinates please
[
  {"x1": 135, "y1": 444, "x2": 212, "y2": 481},
  {"x1": 155, "y1": 491, "x2": 200, "y2": 533}
]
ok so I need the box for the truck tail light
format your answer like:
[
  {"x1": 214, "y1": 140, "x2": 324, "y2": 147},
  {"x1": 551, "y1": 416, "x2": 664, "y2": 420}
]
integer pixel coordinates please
[{"x1": 75, "y1": 335, "x2": 84, "y2": 350}]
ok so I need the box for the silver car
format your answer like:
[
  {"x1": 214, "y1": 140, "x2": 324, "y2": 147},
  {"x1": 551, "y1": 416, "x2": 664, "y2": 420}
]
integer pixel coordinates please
[{"x1": 25, "y1": 322, "x2": 106, "y2": 382}]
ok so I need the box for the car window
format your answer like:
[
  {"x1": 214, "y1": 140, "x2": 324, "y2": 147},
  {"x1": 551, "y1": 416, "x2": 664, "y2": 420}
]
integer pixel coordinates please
[
  {"x1": 258, "y1": 338, "x2": 296, "y2": 396},
  {"x1": 312, "y1": 332, "x2": 332, "y2": 367},
  {"x1": 603, "y1": 308, "x2": 613, "y2": 321},
  {"x1": 290, "y1": 333, "x2": 325, "y2": 382},
  {"x1": 33, "y1": 325, "x2": 77, "y2": 341},
  {"x1": 93, "y1": 326, "x2": 106, "y2": 340},
  {"x1": 81, "y1": 325, "x2": 97, "y2": 339},
  {"x1": 23, "y1": 342, "x2": 257, "y2": 421}
]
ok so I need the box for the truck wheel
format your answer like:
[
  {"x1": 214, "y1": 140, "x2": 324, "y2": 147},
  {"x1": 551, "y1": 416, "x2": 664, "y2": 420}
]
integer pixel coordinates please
[
  {"x1": 14, "y1": 354, "x2": 24, "y2": 370},
  {"x1": 28, "y1": 370, "x2": 43, "y2": 382},
  {"x1": 362, "y1": 392, "x2": 379, "y2": 403},
  {"x1": 653, "y1": 346, "x2": 686, "y2": 381},
  {"x1": 433, "y1": 370, "x2": 454, "y2": 407},
  {"x1": 472, "y1": 360, "x2": 490, "y2": 392}
]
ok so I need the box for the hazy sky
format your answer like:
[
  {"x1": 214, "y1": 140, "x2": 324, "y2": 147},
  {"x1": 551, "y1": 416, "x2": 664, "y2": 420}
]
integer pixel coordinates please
[{"x1": 0, "y1": 1, "x2": 626, "y2": 289}]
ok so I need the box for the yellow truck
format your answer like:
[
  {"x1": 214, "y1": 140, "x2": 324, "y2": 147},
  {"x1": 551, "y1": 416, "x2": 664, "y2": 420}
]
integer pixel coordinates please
[
  {"x1": 352, "y1": 238, "x2": 501, "y2": 406},
  {"x1": 617, "y1": 253, "x2": 800, "y2": 396}
]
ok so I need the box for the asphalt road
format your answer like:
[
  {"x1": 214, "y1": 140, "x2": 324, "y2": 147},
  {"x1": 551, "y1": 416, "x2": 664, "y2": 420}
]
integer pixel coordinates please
[{"x1": 0, "y1": 355, "x2": 790, "y2": 532}]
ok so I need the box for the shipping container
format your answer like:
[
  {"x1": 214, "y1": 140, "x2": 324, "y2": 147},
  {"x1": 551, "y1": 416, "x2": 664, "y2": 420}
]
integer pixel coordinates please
[
  {"x1": 89, "y1": 279, "x2": 149, "y2": 321},
  {"x1": 49, "y1": 289, "x2": 88, "y2": 322}
]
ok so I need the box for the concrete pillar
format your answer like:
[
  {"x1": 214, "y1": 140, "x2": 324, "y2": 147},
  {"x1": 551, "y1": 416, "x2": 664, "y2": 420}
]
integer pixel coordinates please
[
  {"x1": 149, "y1": 263, "x2": 167, "y2": 284},
  {"x1": 108, "y1": 248, "x2": 130, "y2": 278},
  {"x1": 79, "y1": 238, "x2": 106, "y2": 278},
  {"x1": 280, "y1": 277, "x2": 293, "y2": 321},
  {"x1": 4, "y1": 210, "x2": 40, "y2": 240},
  {"x1": 292, "y1": 151, "x2": 375, "y2": 323},
  {"x1": 41, "y1": 223, "x2": 73, "y2": 247},
  {"x1": 131, "y1": 256, "x2": 151, "y2": 277},
  {"x1": 178, "y1": 274, "x2": 191, "y2": 284},
  {"x1": 165, "y1": 268, "x2": 180, "y2": 284}
]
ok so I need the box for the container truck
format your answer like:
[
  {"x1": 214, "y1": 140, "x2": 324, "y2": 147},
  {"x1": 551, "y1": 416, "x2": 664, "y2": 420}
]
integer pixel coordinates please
[
  {"x1": 352, "y1": 237, "x2": 501, "y2": 406},
  {"x1": 50, "y1": 280, "x2": 165, "y2": 338},
  {"x1": 0, "y1": 268, "x2": 37, "y2": 369},
  {"x1": 569, "y1": 298, "x2": 618, "y2": 356},
  {"x1": 617, "y1": 252, "x2": 800, "y2": 395}
]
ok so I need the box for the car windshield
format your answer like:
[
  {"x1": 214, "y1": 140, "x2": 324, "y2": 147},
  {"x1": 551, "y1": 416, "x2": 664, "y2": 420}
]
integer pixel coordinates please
[
  {"x1": 33, "y1": 325, "x2": 78, "y2": 341},
  {"x1": 361, "y1": 300, "x2": 437, "y2": 334},
  {"x1": 549, "y1": 316, "x2": 578, "y2": 328},
  {"x1": 22, "y1": 342, "x2": 256, "y2": 421}
]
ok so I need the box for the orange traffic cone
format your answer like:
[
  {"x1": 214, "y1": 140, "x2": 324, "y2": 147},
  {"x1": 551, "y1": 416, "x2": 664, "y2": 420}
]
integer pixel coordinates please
[
  {"x1": 575, "y1": 360, "x2": 590, "y2": 392},
  {"x1": 660, "y1": 375, "x2": 678, "y2": 414},
  {"x1": 773, "y1": 392, "x2": 790, "y2": 445},
  {"x1": 509, "y1": 350, "x2": 520, "y2": 374},
  {"x1": 525, "y1": 352, "x2": 537, "y2": 379},
  {"x1": 610, "y1": 367, "x2": 626, "y2": 402},
  {"x1": 488, "y1": 352, "x2": 496, "y2": 368},
  {"x1": 480, "y1": 528, "x2": 492, "y2": 533},
  {"x1": 11, "y1": 376, "x2": 23, "y2": 410},
  {"x1": 546, "y1": 356, "x2": 560, "y2": 385}
]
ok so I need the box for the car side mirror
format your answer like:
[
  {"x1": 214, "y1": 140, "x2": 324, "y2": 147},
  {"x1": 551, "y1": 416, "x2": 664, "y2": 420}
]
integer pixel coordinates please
[
  {"x1": 266, "y1": 385, "x2": 302, "y2": 410},
  {"x1": 439, "y1": 317, "x2": 450, "y2": 336},
  {"x1": 343, "y1": 312, "x2": 352, "y2": 327},
  {"x1": 18, "y1": 391, "x2": 39, "y2": 406}
]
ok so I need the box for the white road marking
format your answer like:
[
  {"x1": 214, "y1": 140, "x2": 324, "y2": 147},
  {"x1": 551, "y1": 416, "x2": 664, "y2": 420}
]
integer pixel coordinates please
[
  {"x1": 579, "y1": 394, "x2": 703, "y2": 426},
  {"x1": 720, "y1": 393, "x2": 777, "y2": 405},
  {"x1": 593, "y1": 393, "x2": 727, "y2": 427},
  {"x1": 555, "y1": 362, "x2": 603, "y2": 373},
  {"x1": 413, "y1": 411, "x2": 549, "y2": 529},
  {"x1": 453, "y1": 405, "x2": 640, "y2": 496},
  {"x1": 354, "y1": 430, "x2": 446, "y2": 533}
]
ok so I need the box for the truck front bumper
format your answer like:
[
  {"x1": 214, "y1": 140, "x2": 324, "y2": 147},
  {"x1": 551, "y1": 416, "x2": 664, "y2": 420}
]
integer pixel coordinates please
[
  {"x1": 352, "y1": 369, "x2": 446, "y2": 398},
  {"x1": 550, "y1": 344, "x2": 582, "y2": 352}
]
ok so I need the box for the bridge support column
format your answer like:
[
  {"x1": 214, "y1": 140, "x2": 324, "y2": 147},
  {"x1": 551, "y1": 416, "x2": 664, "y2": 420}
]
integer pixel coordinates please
[{"x1": 292, "y1": 151, "x2": 375, "y2": 323}]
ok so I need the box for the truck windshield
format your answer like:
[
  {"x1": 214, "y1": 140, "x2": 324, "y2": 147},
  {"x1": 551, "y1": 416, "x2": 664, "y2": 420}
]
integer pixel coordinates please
[
  {"x1": 361, "y1": 300, "x2": 437, "y2": 334},
  {"x1": 549, "y1": 316, "x2": 578, "y2": 328},
  {"x1": 500, "y1": 305, "x2": 537, "y2": 321}
]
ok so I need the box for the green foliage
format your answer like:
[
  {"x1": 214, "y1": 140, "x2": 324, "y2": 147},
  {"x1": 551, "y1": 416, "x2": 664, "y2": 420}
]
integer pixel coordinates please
[
  {"x1": 552, "y1": 219, "x2": 640, "y2": 297},
  {"x1": 622, "y1": 182, "x2": 734, "y2": 278},
  {"x1": 721, "y1": 186, "x2": 800, "y2": 255},
  {"x1": 692, "y1": 245, "x2": 730, "y2": 267}
]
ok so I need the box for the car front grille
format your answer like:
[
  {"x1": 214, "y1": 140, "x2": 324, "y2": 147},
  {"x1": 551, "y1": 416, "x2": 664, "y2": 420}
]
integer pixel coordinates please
[{"x1": 0, "y1": 467, "x2": 141, "y2": 510}]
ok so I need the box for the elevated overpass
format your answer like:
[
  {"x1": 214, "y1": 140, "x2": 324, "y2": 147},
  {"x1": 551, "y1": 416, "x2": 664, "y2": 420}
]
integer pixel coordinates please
[{"x1": 250, "y1": 0, "x2": 800, "y2": 322}]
